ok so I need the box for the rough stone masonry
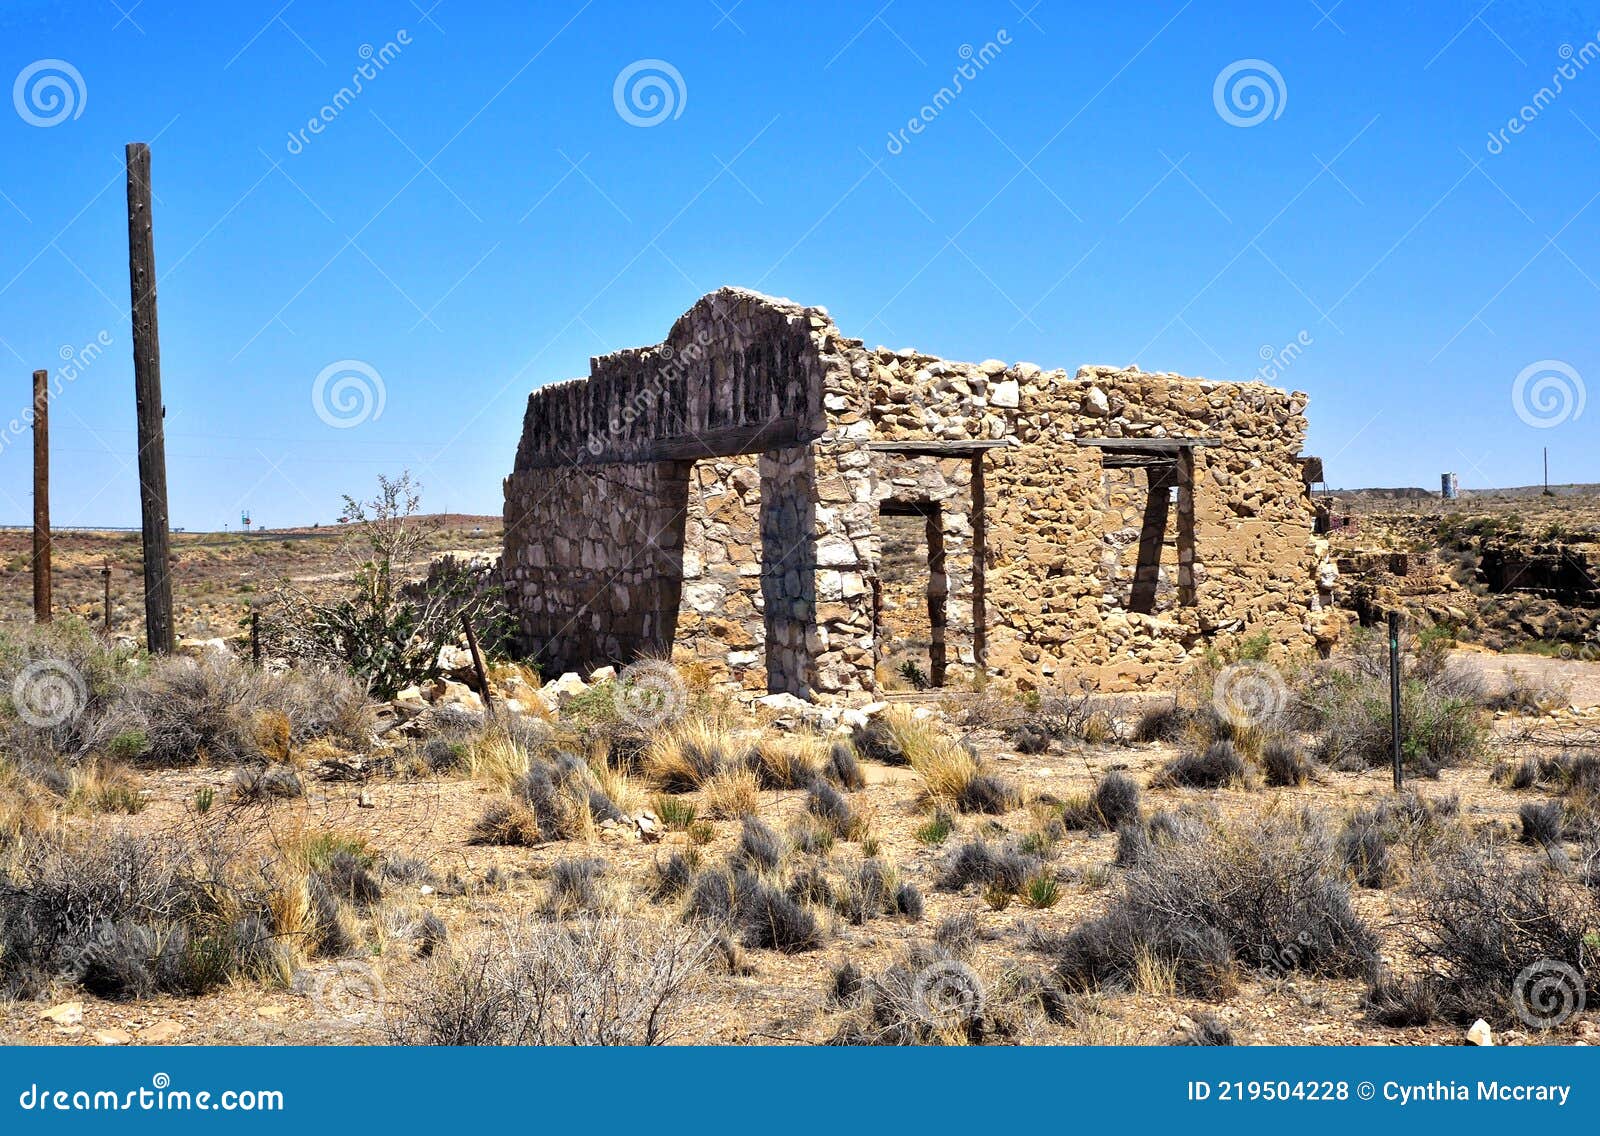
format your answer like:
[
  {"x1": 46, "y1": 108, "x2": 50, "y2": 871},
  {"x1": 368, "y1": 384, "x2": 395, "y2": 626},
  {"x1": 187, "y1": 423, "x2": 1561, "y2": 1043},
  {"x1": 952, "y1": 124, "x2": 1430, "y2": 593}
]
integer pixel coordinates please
[{"x1": 503, "y1": 287, "x2": 1336, "y2": 697}]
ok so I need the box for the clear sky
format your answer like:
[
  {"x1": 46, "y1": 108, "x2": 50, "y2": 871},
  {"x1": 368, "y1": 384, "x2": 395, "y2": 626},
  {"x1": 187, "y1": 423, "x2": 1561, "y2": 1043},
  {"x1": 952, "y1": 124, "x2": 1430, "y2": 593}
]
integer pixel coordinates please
[{"x1": 0, "y1": 0, "x2": 1596, "y2": 529}]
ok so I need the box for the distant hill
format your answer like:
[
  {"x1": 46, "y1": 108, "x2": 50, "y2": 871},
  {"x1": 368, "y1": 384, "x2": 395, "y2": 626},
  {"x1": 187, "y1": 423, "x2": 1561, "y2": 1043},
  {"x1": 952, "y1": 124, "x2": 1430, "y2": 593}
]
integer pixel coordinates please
[{"x1": 1327, "y1": 484, "x2": 1600, "y2": 500}]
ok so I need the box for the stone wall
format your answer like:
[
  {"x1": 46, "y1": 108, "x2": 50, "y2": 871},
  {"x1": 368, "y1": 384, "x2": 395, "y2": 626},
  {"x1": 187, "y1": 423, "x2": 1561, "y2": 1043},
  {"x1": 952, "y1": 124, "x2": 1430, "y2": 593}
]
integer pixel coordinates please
[{"x1": 505, "y1": 287, "x2": 1329, "y2": 695}]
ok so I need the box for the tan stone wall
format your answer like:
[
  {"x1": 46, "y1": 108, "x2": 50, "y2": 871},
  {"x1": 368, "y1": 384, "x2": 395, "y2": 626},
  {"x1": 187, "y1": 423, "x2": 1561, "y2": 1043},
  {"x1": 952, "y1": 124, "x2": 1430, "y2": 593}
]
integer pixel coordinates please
[{"x1": 505, "y1": 288, "x2": 1325, "y2": 697}]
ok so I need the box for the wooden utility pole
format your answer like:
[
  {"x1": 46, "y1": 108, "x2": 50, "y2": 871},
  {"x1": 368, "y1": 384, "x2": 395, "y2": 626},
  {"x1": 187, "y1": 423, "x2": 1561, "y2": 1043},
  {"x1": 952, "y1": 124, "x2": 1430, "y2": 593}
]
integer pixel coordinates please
[
  {"x1": 125, "y1": 142, "x2": 175, "y2": 654},
  {"x1": 32, "y1": 369, "x2": 51, "y2": 622}
]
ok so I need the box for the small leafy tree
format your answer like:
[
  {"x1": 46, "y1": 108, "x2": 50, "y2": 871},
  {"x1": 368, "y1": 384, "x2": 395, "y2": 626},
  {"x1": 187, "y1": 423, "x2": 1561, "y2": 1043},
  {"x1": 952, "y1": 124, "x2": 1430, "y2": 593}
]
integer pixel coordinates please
[{"x1": 261, "y1": 472, "x2": 502, "y2": 697}]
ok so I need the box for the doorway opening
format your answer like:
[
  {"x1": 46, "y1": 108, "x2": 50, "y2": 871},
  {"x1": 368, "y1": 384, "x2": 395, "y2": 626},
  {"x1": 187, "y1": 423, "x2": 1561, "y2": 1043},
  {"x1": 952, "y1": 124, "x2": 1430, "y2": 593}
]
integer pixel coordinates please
[{"x1": 875, "y1": 500, "x2": 946, "y2": 689}]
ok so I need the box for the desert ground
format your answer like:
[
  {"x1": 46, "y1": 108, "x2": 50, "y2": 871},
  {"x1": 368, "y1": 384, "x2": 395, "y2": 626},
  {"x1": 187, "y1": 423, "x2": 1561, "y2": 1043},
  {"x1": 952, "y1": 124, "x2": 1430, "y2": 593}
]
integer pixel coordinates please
[{"x1": 0, "y1": 494, "x2": 1596, "y2": 1048}]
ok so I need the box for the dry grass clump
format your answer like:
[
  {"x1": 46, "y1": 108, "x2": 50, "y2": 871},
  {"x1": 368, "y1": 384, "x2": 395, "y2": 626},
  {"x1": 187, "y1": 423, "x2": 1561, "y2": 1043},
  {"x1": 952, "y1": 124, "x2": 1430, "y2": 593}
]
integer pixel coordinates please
[
  {"x1": 852, "y1": 708, "x2": 943, "y2": 766},
  {"x1": 1261, "y1": 737, "x2": 1314, "y2": 787},
  {"x1": 907, "y1": 738, "x2": 1017, "y2": 815},
  {"x1": 232, "y1": 764, "x2": 305, "y2": 803},
  {"x1": 702, "y1": 766, "x2": 760, "y2": 819},
  {"x1": 469, "y1": 749, "x2": 628, "y2": 846},
  {"x1": 1485, "y1": 668, "x2": 1570, "y2": 716},
  {"x1": 741, "y1": 736, "x2": 824, "y2": 790},
  {"x1": 1152, "y1": 740, "x2": 1248, "y2": 790},
  {"x1": 935, "y1": 838, "x2": 1041, "y2": 897},
  {"x1": 1052, "y1": 813, "x2": 1378, "y2": 999},
  {"x1": 1059, "y1": 772, "x2": 1142, "y2": 831},
  {"x1": 543, "y1": 857, "x2": 615, "y2": 915},
  {"x1": 386, "y1": 915, "x2": 711, "y2": 1045},
  {"x1": 1405, "y1": 841, "x2": 1595, "y2": 1028},
  {"x1": 825, "y1": 940, "x2": 1067, "y2": 1045},
  {"x1": 645, "y1": 717, "x2": 740, "y2": 791},
  {"x1": 1337, "y1": 790, "x2": 1462, "y2": 889},
  {"x1": 684, "y1": 866, "x2": 822, "y2": 953}
]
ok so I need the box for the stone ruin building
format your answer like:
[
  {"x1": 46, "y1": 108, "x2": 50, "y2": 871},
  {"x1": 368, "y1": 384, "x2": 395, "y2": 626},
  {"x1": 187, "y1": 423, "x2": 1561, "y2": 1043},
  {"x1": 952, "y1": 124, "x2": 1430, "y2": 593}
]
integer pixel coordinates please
[{"x1": 503, "y1": 287, "x2": 1333, "y2": 698}]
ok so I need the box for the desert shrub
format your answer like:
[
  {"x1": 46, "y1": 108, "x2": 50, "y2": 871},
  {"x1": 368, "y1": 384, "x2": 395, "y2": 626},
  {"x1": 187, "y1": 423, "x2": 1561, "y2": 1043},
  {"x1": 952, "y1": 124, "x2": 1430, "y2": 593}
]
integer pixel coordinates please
[
  {"x1": 1262, "y1": 737, "x2": 1313, "y2": 787},
  {"x1": 647, "y1": 850, "x2": 700, "y2": 902},
  {"x1": 702, "y1": 767, "x2": 760, "y2": 819},
  {"x1": 0, "y1": 829, "x2": 318, "y2": 999},
  {"x1": 741, "y1": 737, "x2": 822, "y2": 790},
  {"x1": 894, "y1": 881, "x2": 925, "y2": 921},
  {"x1": 1062, "y1": 772, "x2": 1141, "y2": 831},
  {"x1": 471, "y1": 750, "x2": 620, "y2": 846},
  {"x1": 733, "y1": 816, "x2": 786, "y2": 874},
  {"x1": 1361, "y1": 971, "x2": 1438, "y2": 1027},
  {"x1": 1297, "y1": 635, "x2": 1485, "y2": 772},
  {"x1": 1133, "y1": 702, "x2": 1194, "y2": 743},
  {"x1": 825, "y1": 741, "x2": 865, "y2": 790},
  {"x1": 851, "y1": 708, "x2": 942, "y2": 766},
  {"x1": 683, "y1": 866, "x2": 822, "y2": 953},
  {"x1": 906, "y1": 738, "x2": 1017, "y2": 815},
  {"x1": 1486, "y1": 669, "x2": 1569, "y2": 716},
  {"x1": 232, "y1": 764, "x2": 304, "y2": 802},
  {"x1": 1337, "y1": 812, "x2": 1394, "y2": 889},
  {"x1": 827, "y1": 944, "x2": 1058, "y2": 1046},
  {"x1": 1173, "y1": 1014, "x2": 1235, "y2": 1046},
  {"x1": 1406, "y1": 842, "x2": 1595, "y2": 1027},
  {"x1": 545, "y1": 857, "x2": 610, "y2": 915},
  {"x1": 843, "y1": 859, "x2": 898, "y2": 924},
  {"x1": 387, "y1": 915, "x2": 710, "y2": 1045},
  {"x1": 1053, "y1": 814, "x2": 1377, "y2": 999},
  {"x1": 1113, "y1": 806, "x2": 1212, "y2": 869},
  {"x1": 935, "y1": 839, "x2": 1040, "y2": 895},
  {"x1": 1152, "y1": 740, "x2": 1247, "y2": 789},
  {"x1": 933, "y1": 912, "x2": 980, "y2": 956},
  {"x1": 259, "y1": 473, "x2": 502, "y2": 697},
  {"x1": 645, "y1": 718, "x2": 738, "y2": 791},
  {"x1": 806, "y1": 781, "x2": 862, "y2": 839},
  {"x1": 1519, "y1": 801, "x2": 1565, "y2": 848}
]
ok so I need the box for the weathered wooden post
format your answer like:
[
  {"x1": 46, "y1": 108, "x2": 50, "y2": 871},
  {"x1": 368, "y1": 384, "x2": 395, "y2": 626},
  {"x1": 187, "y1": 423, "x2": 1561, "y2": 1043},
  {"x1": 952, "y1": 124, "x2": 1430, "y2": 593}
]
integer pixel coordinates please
[
  {"x1": 461, "y1": 611, "x2": 495, "y2": 718},
  {"x1": 32, "y1": 368, "x2": 51, "y2": 623},
  {"x1": 102, "y1": 561, "x2": 113, "y2": 634},
  {"x1": 125, "y1": 142, "x2": 175, "y2": 654},
  {"x1": 1388, "y1": 610, "x2": 1403, "y2": 792}
]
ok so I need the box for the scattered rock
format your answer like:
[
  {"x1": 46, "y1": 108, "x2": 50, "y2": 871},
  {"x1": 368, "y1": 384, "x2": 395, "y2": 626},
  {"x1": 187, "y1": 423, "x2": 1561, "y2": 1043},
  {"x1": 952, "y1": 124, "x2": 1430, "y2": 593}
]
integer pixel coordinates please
[
  {"x1": 138, "y1": 1021, "x2": 185, "y2": 1043},
  {"x1": 357, "y1": 790, "x2": 375, "y2": 809},
  {"x1": 1466, "y1": 1019, "x2": 1493, "y2": 1047},
  {"x1": 40, "y1": 1001, "x2": 82, "y2": 1027},
  {"x1": 92, "y1": 1027, "x2": 133, "y2": 1045}
]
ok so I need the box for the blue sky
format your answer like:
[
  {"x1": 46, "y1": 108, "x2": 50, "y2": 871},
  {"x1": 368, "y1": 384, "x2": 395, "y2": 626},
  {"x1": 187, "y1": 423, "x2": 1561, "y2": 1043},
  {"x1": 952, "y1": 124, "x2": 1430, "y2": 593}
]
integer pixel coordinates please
[{"x1": 0, "y1": 0, "x2": 1596, "y2": 528}]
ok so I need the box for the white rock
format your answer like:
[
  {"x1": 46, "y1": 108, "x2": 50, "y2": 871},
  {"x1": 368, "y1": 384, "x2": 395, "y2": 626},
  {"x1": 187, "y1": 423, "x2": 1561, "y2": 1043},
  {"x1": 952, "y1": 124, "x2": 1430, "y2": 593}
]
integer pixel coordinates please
[
  {"x1": 989, "y1": 379, "x2": 1020, "y2": 408},
  {"x1": 589, "y1": 665, "x2": 617, "y2": 683},
  {"x1": 1466, "y1": 1019, "x2": 1494, "y2": 1046}
]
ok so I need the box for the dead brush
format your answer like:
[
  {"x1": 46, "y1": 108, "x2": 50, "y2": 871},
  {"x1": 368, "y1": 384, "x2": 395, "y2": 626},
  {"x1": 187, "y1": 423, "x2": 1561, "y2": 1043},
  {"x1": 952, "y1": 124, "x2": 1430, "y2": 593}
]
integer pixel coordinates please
[
  {"x1": 645, "y1": 717, "x2": 740, "y2": 791},
  {"x1": 909, "y1": 738, "x2": 1017, "y2": 815},
  {"x1": 701, "y1": 766, "x2": 760, "y2": 819},
  {"x1": 852, "y1": 708, "x2": 943, "y2": 766},
  {"x1": 742, "y1": 736, "x2": 824, "y2": 790}
]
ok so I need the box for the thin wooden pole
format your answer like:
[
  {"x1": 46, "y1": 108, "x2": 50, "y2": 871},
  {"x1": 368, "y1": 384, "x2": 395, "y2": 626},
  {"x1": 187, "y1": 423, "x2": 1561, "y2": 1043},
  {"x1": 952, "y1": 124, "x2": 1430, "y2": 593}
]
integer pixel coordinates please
[
  {"x1": 251, "y1": 611, "x2": 261, "y2": 666},
  {"x1": 102, "y1": 561, "x2": 112, "y2": 634},
  {"x1": 969, "y1": 452, "x2": 987, "y2": 676},
  {"x1": 126, "y1": 142, "x2": 175, "y2": 654},
  {"x1": 32, "y1": 369, "x2": 51, "y2": 623},
  {"x1": 461, "y1": 611, "x2": 495, "y2": 718},
  {"x1": 1388, "y1": 610, "x2": 1404, "y2": 792}
]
